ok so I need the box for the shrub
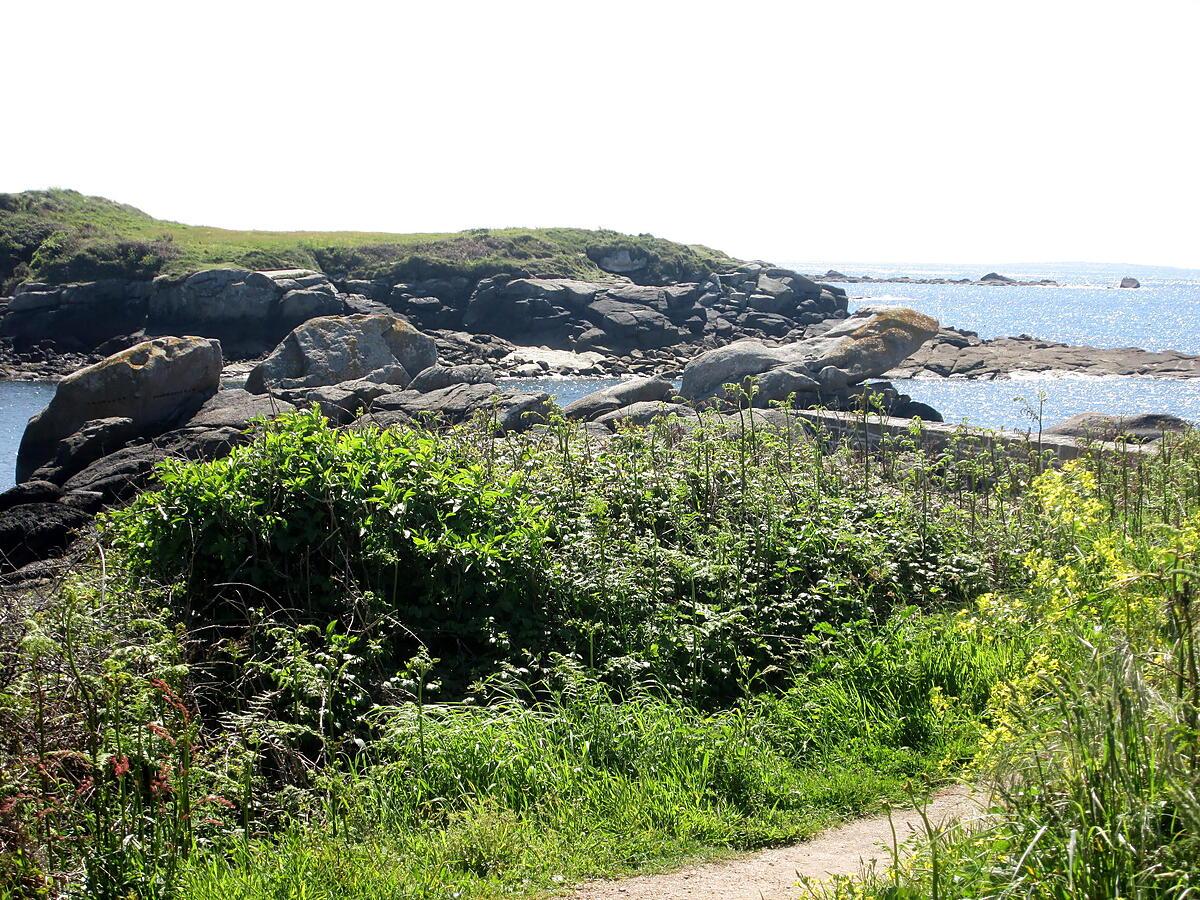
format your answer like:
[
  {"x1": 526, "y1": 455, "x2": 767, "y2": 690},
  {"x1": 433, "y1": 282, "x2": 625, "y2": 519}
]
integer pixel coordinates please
[{"x1": 105, "y1": 409, "x2": 991, "y2": 708}]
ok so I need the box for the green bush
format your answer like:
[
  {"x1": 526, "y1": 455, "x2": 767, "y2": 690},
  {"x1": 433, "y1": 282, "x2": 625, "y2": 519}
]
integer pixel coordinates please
[{"x1": 105, "y1": 409, "x2": 990, "y2": 707}]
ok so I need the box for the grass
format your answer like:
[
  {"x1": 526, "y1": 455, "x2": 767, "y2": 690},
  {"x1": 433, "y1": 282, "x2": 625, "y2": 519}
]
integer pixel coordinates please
[
  {"x1": 814, "y1": 455, "x2": 1200, "y2": 899},
  {"x1": 2, "y1": 409, "x2": 1198, "y2": 898},
  {"x1": 0, "y1": 189, "x2": 738, "y2": 291}
]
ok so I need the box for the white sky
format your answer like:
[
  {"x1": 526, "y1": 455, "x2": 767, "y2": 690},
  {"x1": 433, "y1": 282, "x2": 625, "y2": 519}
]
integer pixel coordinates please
[{"x1": 3, "y1": 0, "x2": 1198, "y2": 268}]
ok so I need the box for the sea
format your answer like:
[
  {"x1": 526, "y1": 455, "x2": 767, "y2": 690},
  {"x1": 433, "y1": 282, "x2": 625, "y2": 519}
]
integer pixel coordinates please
[{"x1": 3, "y1": 261, "x2": 1200, "y2": 489}]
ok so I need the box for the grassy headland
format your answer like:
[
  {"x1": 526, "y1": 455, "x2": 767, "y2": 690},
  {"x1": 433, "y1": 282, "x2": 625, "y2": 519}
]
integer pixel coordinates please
[
  {"x1": 0, "y1": 190, "x2": 737, "y2": 293},
  {"x1": 1, "y1": 408, "x2": 1198, "y2": 898}
]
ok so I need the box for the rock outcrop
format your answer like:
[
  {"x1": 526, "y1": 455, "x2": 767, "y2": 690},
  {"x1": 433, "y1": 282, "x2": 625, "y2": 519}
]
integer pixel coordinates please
[
  {"x1": 16, "y1": 336, "x2": 222, "y2": 482},
  {"x1": 149, "y1": 268, "x2": 346, "y2": 345},
  {"x1": 1119, "y1": 276, "x2": 1141, "y2": 289},
  {"x1": 1045, "y1": 412, "x2": 1192, "y2": 443},
  {"x1": 890, "y1": 327, "x2": 1200, "y2": 380},
  {"x1": 3, "y1": 280, "x2": 152, "y2": 352},
  {"x1": 353, "y1": 383, "x2": 553, "y2": 433},
  {"x1": 561, "y1": 376, "x2": 675, "y2": 421},
  {"x1": 462, "y1": 265, "x2": 848, "y2": 356},
  {"x1": 680, "y1": 307, "x2": 939, "y2": 404},
  {"x1": 2, "y1": 269, "x2": 347, "y2": 359},
  {"x1": 245, "y1": 314, "x2": 438, "y2": 393}
]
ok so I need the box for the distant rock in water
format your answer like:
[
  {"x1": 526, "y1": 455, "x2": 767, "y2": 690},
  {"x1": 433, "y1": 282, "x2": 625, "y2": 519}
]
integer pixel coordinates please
[
  {"x1": 1045, "y1": 412, "x2": 1193, "y2": 444},
  {"x1": 1119, "y1": 276, "x2": 1141, "y2": 289},
  {"x1": 980, "y1": 272, "x2": 1015, "y2": 284}
]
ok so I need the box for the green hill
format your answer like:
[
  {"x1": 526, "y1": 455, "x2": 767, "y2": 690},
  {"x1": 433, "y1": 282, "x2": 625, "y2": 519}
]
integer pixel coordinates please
[{"x1": 0, "y1": 189, "x2": 738, "y2": 292}]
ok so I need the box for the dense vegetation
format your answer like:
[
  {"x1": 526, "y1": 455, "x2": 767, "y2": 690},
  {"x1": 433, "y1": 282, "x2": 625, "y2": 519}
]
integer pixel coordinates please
[
  {"x1": 1, "y1": 406, "x2": 1197, "y2": 898},
  {"x1": 0, "y1": 190, "x2": 736, "y2": 293},
  {"x1": 818, "y1": 454, "x2": 1200, "y2": 899}
]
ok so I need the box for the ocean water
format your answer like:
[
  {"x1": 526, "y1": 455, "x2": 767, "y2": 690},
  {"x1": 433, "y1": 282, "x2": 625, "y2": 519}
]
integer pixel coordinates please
[
  {"x1": 801, "y1": 261, "x2": 1200, "y2": 353},
  {"x1": 897, "y1": 374, "x2": 1200, "y2": 432},
  {"x1": 500, "y1": 376, "x2": 625, "y2": 406},
  {"x1": 1, "y1": 382, "x2": 54, "y2": 490}
]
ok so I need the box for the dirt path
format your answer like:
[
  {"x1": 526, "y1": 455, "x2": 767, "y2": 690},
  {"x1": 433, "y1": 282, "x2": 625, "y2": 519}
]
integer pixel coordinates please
[{"x1": 571, "y1": 786, "x2": 978, "y2": 900}]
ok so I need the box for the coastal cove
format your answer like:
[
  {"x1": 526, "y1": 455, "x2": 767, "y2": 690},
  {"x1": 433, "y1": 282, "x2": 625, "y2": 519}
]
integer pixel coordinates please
[
  {"x1": 6, "y1": 371, "x2": 1200, "y2": 489},
  {"x1": 5, "y1": 262, "x2": 1200, "y2": 489},
  {"x1": 9, "y1": 5, "x2": 1200, "y2": 894}
]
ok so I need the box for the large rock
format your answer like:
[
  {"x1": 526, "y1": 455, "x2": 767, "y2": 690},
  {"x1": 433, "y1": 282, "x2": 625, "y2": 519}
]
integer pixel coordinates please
[
  {"x1": 794, "y1": 307, "x2": 941, "y2": 383},
  {"x1": 149, "y1": 269, "x2": 277, "y2": 329},
  {"x1": 1, "y1": 280, "x2": 151, "y2": 352},
  {"x1": 149, "y1": 268, "x2": 342, "y2": 332},
  {"x1": 16, "y1": 336, "x2": 223, "y2": 482},
  {"x1": 588, "y1": 247, "x2": 650, "y2": 275},
  {"x1": 185, "y1": 389, "x2": 297, "y2": 430},
  {"x1": 585, "y1": 297, "x2": 688, "y2": 349},
  {"x1": 408, "y1": 364, "x2": 496, "y2": 393},
  {"x1": 593, "y1": 400, "x2": 698, "y2": 430},
  {"x1": 678, "y1": 340, "x2": 800, "y2": 402},
  {"x1": 246, "y1": 315, "x2": 437, "y2": 393},
  {"x1": 362, "y1": 382, "x2": 552, "y2": 433},
  {"x1": 1045, "y1": 412, "x2": 1193, "y2": 443},
  {"x1": 1119, "y1": 276, "x2": 1141, "y2": 289},
  {"x1": 680, "y1": 307, "x2": 938, "y2": 402},
  {"x1": 465, "y1": 277, "x2": 599, "y2": 343},
  {"x1": 562, "y1": 376, "x2": 676, "y2": 421}
]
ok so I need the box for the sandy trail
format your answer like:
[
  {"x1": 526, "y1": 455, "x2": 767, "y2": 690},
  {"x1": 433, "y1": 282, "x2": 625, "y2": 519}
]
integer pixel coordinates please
[{"x1": 570, "y1": 786, "x2": 978, "y2": 900}]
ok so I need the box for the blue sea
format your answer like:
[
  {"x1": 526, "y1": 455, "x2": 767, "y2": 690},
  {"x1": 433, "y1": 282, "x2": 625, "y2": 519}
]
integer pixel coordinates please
[
  {"x1": 814, "y1": 261, "x2": 1200, "y2": 353},
  {"x1": 1, "y1": 381, "x2": 54, "y2": 490},
  {"x1": 3, "y1": 262, "x2": 1199, "y2": 489},
  {"x1": 796, "y1": 261, "x2": 1200, "y2": 431}
]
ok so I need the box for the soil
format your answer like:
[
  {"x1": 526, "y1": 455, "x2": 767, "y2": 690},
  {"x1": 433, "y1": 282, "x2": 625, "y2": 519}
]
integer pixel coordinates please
[{"x1": 570, "y1": 786, "x2": 978, "y2": 900}]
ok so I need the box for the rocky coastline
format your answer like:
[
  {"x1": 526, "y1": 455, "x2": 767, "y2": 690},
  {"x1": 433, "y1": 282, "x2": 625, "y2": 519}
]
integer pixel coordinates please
[
  {"x1": 4, "y1": 283, "x2": 1197, "y2": 583},
  {"x1": 812, "y1": 270, "x2": 1145, "y2": 289},
  {"x1": 3, "y1": 258, "x2": 1193, "y2": 387},
  {"x1": 0, "y1": 261, "x2": 851, "y2": 381},
  {"x1": 814, "y1": 270, "x2": 1062, "y2": 287},
  {"x1": 0, "y1": 302, "x2": 948, "y2": 578},
  {"x1": 888, "y1": 327, "x2": 1200, "y2": 380}
]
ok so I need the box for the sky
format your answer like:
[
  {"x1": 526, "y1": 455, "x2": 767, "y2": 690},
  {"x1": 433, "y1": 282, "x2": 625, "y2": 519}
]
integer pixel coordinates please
[{"x1": 3, "y1": 0, "x2": 1198, "y2": 268}]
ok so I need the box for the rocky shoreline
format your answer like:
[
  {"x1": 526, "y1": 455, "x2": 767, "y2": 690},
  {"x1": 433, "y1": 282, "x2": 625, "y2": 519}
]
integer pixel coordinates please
[
  {"x1": 888, "y1": 327, "x2": 1200, "y2": 380},
  {"x1": 4, "y1": 293, "x2": 1197, "y2": 582},
  {"x1": 7, "y1": 327, "x2": 1199, "y2": 386},
  {"x1": 814, "y1": 270, "x2": 1062, "y2": 287},
  {"x1": 0, "y1": 261, "x2": 849, "y2": 380},
  {"x1": 811, "y1": 270, "x2": 1144, "y2": 289},
  {"x1": 0, "y1": 304, "x2": 943, "y2": 577},
  {"x1": 3, "y1": 259, "x2": 1195, "y2": 385}
]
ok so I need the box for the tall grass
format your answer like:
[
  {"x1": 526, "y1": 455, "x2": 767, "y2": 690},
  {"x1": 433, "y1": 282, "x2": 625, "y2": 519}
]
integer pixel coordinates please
[
  {"x1": 816, "y1": 446, "x2": 1200, "y2": 899},
  {"x1": 3, "y1": 412, "x2": 1198, "y2": 898},
  {"x1": 1, "y1": 188, "x2": 736, "y2": 288}
]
